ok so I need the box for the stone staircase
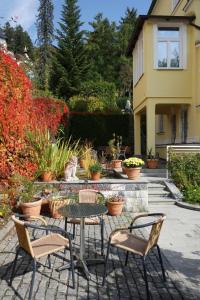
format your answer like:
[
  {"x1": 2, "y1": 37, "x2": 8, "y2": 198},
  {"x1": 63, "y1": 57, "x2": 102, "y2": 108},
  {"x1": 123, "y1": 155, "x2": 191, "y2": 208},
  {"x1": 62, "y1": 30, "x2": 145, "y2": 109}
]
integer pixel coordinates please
[{"x1": 148, "y1": 181, "x2": 175, "y2": 205}]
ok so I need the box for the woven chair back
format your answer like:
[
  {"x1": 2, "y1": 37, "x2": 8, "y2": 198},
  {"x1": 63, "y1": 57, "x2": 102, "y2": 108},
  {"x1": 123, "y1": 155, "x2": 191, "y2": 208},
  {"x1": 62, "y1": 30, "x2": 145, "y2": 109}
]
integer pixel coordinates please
[
  {"x1": 145, "y1": 214, "x2": 166, "y2": 255},
  {"x1": 79, "y1": 189, "x2": 98, "y2": 203},
  {"x1": 12, "y1": 216, "x2": 34, "y2": 257}
]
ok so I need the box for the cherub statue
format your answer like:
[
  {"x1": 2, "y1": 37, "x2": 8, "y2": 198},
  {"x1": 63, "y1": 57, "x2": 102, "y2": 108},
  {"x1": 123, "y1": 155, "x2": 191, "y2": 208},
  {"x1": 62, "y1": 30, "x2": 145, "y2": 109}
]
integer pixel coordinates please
[{"x1": 64, "y1": 156, "x2": 78, "y2": 181}]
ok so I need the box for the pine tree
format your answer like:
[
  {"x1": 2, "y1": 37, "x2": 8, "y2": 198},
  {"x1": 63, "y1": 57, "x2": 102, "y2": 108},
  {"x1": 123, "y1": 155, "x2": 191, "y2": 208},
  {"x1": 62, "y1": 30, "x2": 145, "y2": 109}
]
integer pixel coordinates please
[
  {"x1": 36, "y1": 0, "x2": 54, "y2": 92},
  {"x1": 86, "y1": 13, "x2": 119, "y2": 84},
  {"x1": 3, "y1": 23, "x2": 34, "y2": 59},
  {"x1": 118, "y1": 7, "x2": 137, "y2": 55},
  {"x1": 118, "y1": 8, "x2": 137, "y2": 97},
  {"x1": 50, "y1": 0, "x2": 89, "y2": 100}
]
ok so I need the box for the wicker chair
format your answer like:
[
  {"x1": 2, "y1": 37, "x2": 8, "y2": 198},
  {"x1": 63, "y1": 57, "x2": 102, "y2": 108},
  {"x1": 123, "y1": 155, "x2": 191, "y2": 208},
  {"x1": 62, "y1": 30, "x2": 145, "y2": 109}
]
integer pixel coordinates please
[
  {"x1": 65, "y1": 189, "x2": 105, "y2": 255},
  {"x1": 9, "y1": 215, "x2": 75, "y2": 300},
  {"x1": 102, "y1": 213, "x2": 166, "y2": 299}
]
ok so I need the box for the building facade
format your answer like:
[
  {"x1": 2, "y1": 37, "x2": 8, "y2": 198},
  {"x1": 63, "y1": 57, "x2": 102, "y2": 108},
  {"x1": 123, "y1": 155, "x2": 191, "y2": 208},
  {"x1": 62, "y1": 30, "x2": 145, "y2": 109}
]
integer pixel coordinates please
[{"x1": 127, "y1": 0, "x2": 200, "y2": 158}]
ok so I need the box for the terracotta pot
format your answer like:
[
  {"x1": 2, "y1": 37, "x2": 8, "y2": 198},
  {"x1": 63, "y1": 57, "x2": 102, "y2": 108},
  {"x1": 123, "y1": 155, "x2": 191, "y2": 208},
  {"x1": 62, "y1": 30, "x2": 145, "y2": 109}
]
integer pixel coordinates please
[
  {"x1": 91, "y1": 172, "x2": 101, "y2": 181},
  {"x1": 125, "y1": 167, "x2": 141, "y2": 180},
  {"x1": 48, "y1": 198, "x2": 70, "y2": 219},
  {"x1": 107, "y1": 201, "x2": 124, "y2": 216},
  {"x1": 20, "y1": 199, "x2": 42, "y2": 218},
  {"x1": 112, "y1": 160, "x2": 122, "y2": 169},
  {"x1": 42, "y1": 171, "x2": 53, "y2": 182},
  {"x1": 146, "y1": 159, "x2": 158, "y2": 169},
  {"x1": 79, "y1": 159, "x2": 85, "y2": 168}
]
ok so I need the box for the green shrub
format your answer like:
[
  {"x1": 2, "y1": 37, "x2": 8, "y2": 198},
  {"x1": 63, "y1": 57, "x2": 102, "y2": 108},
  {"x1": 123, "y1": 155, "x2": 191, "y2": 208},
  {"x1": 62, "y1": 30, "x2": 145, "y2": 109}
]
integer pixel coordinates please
[
  {"x1": 168, "y1": 153, "x2": 200, "y2": 203},
  {"x1": 182, "y1": 185, "x2": 200, "y2": 204}
]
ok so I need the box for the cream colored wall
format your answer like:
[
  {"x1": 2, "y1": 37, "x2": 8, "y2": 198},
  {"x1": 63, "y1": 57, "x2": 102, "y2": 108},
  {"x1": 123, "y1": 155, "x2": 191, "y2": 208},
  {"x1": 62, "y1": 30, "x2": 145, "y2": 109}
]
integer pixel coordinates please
[
  {"x1": 133, "y1": 0, "x2": 200, "y2": 157},
  {"x1": 151, "y1": 0, "x2": 172, "y2": 15},
  {"x1": 146, "y1": 21, "x2": 193, "y2": 98}
]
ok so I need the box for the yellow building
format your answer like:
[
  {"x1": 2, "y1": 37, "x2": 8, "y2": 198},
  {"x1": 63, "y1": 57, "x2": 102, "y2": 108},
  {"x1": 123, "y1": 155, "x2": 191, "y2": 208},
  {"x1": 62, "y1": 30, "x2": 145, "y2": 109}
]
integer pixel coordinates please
[{"x1": 127, "y1": 0, "x2": 200, "y2": 158}]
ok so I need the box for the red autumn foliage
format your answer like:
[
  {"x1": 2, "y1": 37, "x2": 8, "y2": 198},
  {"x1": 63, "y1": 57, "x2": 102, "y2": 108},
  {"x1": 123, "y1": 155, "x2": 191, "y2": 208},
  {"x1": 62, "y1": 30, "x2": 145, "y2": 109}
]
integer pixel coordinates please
[
  {"x1": 32, "y1": 97, "x2": 68, "y2": 135},
  {"x1": 0, "y1": 51, "x2": 68, "y2": 181}
]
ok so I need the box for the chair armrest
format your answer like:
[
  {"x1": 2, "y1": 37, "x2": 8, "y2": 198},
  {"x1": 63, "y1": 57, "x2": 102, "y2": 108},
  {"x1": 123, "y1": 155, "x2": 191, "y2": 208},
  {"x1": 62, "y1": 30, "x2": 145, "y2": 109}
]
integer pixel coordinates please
[
  {"x1": 24, "y1": 223, "x2": 72, "y2": 242},
  {"x1": 129, "y1": 213, "x2": 165, "y2": 227},
  {"x1": 109, "y1": 221, "x2": 157, "y2": 240},
  {"x1": 28, "y1": 216, "x2": 47, "y2": 226}
]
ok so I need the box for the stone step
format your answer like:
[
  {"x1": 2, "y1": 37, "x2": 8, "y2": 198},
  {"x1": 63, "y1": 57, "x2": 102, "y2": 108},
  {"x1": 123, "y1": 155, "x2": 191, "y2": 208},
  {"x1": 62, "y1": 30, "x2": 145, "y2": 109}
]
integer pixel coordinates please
[
  {"x1": 149, "y1": 196, "x2": 175, "y2": 204},
  {"x1": 148, "y1": 183, "x2": 166, "y2": 188},
  {"x1": 142, "y1": 169, "x2": 166, "y2": 174},
  {"x1": 148, "y1": 189, "x2": 170, "y2": 196}
]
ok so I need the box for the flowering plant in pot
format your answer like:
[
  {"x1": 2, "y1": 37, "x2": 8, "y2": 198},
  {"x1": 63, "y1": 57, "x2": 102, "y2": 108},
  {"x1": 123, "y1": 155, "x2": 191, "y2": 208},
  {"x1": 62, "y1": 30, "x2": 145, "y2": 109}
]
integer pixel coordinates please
[
  {"x1": 123, "y1": 157, "x2": 145, "y2": 179},
  {"x1": 89, "y1": 162, "x2": 102, "y2": 181},
  {"x1": 146, "y1": 148, "x2": 159, "y2": 169},
  {"x1": 106, "y1": 195, "x2": 125, "y2": 216}
]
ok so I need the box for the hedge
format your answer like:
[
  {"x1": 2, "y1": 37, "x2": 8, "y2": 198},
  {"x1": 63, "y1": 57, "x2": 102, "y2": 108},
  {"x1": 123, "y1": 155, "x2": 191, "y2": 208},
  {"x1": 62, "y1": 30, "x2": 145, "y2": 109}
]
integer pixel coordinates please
[{"x1": 67, "y1": 112, "x2": 134, "y2": 147}]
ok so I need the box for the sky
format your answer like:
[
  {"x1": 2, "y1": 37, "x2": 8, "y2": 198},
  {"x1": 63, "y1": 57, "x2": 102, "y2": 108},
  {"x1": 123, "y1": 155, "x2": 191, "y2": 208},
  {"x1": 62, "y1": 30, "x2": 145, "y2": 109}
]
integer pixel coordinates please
[{"x1": 0, "y1": 0, "x2": 152, "y2": 44}]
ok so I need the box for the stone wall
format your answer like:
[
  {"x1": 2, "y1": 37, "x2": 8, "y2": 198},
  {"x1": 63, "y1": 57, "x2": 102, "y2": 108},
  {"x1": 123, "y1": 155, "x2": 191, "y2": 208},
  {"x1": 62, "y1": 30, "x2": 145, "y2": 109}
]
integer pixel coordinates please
[{"x1": 36, "y1": 179, "x2": 148, "y2": 212}]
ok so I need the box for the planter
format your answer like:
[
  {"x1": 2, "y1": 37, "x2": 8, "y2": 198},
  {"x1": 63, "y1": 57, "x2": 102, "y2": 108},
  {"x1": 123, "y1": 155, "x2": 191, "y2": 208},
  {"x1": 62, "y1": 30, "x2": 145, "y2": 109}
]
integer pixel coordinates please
[
  {"x1": 107, "y1": 201, "x2": 124, "y2": 216},
  {"x1": 48, "y1": 198, "x2": 70, "y2": 219},
  {"x1": 112, "y1": 160, "x2": 122, "y2": 169},
  {"x1": 125, "y1": 167, "x2": 141, "y2": 180},
  {"x1": 79, "y1": 159, "x2": 85, "y2": 168},
  {"x1": 90, "y1": 172, "x2": 101, "y2": 181},
  {"x1": 146, "y1": 159, "x2": 158, "y2": 169},
  {"x1": 42, "y1": 171, "x2": 53, "y2": 182},
  {"x1": 20, "y1": 199, "x2": 42, "y2": 218}
]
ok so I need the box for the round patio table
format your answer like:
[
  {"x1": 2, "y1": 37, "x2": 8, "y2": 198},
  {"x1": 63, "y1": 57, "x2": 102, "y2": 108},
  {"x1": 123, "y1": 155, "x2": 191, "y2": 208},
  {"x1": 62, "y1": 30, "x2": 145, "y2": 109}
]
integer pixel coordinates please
[{"x1": 58, "y1": 203, "x2": 107, "y2": 280}]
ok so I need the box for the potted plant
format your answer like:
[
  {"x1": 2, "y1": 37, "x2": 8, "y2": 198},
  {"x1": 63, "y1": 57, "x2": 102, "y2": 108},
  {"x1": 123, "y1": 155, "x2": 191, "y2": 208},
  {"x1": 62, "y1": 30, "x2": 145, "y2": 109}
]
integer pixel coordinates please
[
  {"x1": 106, "y1": 195, "x2": 125, "y2": 216},
  {"x1": 123, "y1": 157, "x2": 145, "y2": 180},
  {"x1": 47, "y1": 193, "x2": 70, "y2": 219},
  {"x1": 89, "y1": 162, "x2": 102, "y2": 181},
  {"x1": 108, "y1": 134, "x2": 122, "y2": 169},
  {"x1": 146, "y1": 148, "x2": 159, "y2": 169},
  {"x1": 17, "y1": 177, "x2": 42, "y2": 217}
]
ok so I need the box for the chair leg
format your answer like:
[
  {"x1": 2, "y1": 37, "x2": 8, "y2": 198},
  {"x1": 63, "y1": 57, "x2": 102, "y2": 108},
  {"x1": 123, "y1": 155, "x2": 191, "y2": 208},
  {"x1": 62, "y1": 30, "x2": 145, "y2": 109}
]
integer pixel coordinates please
[
  {"x1": 47, "y1": 254, "x2": 51, "y2": 269},
  {"x1": 142, "y1": 257, "x2": 150, "y2": 300},
  {"x1": 65, "y1": 218, "x2": 68, "y2": 232},
  {"x1": 9, "y1": 247, "x2": 20, "y2": 286},
  {"x1": 156, "y1": 245, "x2": 166, "y2": 281},
  {"x1": 100, "y1": 220, "x2": 104, "y2": 256},
  {"x1": 69, "y1": 246, "x2": 75, "y2": 289},
  {"x1": 28, "y1": 258, "x2": 37, "y2": 300},
  {"x1": 102, "y1": 242, "x2": 111, "y2": 286},
  {"x1": 72, "y1": 224, "x2": 75, "y2": 239},
  {"x1": 125, "y1": 251, "x2": 129, "y2": 266}
]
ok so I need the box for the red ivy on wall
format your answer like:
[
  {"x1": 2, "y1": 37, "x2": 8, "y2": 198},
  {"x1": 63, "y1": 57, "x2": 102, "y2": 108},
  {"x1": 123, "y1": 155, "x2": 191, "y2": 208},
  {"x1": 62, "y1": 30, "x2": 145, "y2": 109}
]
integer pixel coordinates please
[
  {"x1": 0, "y1": 51, "x2": 68, "y2": 181},
  {"x1": 32, "y1": 97, "x2": 68, "y2": 135}
]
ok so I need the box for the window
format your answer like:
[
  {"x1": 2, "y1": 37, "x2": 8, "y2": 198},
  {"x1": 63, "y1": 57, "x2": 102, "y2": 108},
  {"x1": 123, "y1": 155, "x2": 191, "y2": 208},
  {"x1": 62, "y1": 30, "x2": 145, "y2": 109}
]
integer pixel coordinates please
[
  {"x1": 154, "y1": 24, "x2": 186, "y2": 69},
  {"x1": 157, "y1": 115, "x2": 164, "y2": 133},
  {"x1": 133, "y1": 31, "x2": 144, "y2": 85}
]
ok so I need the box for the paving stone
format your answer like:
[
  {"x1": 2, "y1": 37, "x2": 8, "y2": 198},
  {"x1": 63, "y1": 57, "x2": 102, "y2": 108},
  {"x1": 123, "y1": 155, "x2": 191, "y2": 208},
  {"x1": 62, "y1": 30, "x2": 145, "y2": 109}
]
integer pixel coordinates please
[{"x1": 0, "y1": 211, "x2": 199, "y2": 299}]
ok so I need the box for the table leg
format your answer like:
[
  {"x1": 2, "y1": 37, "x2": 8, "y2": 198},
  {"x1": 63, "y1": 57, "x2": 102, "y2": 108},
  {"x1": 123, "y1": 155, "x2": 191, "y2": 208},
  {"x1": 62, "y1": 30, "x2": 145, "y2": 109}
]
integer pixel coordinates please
[{"x1": 80, "y1": 217, "x2": 85, "y2": 259}]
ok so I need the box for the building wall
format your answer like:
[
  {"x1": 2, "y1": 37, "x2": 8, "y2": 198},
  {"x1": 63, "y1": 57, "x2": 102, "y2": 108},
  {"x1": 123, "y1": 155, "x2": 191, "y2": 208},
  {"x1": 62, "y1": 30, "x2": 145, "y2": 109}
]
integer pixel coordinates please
[{"x1": 133, "y1": 0, "x2": 200, "y2": 157}]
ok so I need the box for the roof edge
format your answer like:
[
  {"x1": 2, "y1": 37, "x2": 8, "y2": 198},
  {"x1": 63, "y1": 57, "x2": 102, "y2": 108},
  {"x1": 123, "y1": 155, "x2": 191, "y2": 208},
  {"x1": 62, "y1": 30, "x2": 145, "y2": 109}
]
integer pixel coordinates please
[
  {"x1": 148, "y1": 0, "x2": 158, "y2": 15},
  {"x1": 126, "y1": 14, "x2": 196, "y2": 57}
]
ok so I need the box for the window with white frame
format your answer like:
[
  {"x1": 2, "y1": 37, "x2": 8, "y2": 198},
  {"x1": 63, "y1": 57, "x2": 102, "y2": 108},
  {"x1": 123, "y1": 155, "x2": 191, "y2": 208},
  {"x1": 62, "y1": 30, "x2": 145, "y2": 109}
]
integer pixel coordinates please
[
  {"x1": 172, "y1": 0, "x2": 180, "y2": 10},
  {"x1": 133, "y1": 31, "x2": 144, "y2": 85},
  {"x1": 154, "y1": 24, "x2": 186, "y2": 69}
]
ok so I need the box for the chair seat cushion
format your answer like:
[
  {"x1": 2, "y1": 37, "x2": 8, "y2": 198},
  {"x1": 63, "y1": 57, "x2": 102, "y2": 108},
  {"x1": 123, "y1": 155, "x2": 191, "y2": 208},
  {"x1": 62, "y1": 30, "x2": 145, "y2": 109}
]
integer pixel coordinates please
[
  {"x1": 67, "y1": 217, "x2": 100, "y2": 225},
  {"x1": 31, "y1": 233, "x2": 69, "y2": 258},
  {"x1": 111, "y1": 230, "x2": 148, "y2": 256}
]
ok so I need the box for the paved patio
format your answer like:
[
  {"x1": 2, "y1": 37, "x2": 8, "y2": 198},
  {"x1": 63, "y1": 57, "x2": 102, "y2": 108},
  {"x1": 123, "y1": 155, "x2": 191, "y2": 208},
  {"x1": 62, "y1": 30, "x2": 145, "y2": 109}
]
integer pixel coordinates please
[{"x1": 0, "y1": 204, "x2": 199, "y2": 299}]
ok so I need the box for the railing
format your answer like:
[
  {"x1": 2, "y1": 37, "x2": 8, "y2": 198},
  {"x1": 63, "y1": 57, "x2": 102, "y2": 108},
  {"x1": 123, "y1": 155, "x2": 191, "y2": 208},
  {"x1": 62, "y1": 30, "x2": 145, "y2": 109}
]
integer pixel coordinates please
[{"x1": 166, "y1": 145, "x2": 200, "y2": 178}]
